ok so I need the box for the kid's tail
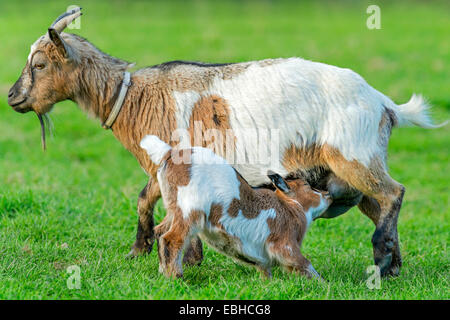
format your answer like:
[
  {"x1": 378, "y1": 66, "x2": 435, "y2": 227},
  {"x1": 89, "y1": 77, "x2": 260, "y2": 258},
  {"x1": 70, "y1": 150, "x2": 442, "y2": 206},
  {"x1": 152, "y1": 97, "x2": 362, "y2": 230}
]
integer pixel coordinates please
[
  {"x1": 393, "y1": 94, "x2": 447, "y2": 128},
  {"x1": 140, "y1": 135, "x2": 172, "y2": 165}
]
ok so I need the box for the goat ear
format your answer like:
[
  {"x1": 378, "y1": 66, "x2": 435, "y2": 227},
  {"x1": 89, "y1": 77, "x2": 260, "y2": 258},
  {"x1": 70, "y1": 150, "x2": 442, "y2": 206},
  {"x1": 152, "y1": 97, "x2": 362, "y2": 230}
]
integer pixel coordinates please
[
  {"x1": 267, "y1": 171, "x2": 291, "y2": 193},
  {"x1": 48, "y1": 28, "x2": 69, "y2": 58}
]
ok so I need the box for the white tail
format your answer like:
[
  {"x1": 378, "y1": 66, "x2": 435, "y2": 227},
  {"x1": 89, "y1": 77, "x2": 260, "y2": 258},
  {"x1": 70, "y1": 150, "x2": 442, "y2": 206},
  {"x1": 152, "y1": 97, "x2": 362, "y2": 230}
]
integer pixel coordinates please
[
  {"x1": 140, "y1": 135, "x2": 172, "y2": 165},
  {"x1": 394, "y1": 94, "x2": 447, "y2": 128}
]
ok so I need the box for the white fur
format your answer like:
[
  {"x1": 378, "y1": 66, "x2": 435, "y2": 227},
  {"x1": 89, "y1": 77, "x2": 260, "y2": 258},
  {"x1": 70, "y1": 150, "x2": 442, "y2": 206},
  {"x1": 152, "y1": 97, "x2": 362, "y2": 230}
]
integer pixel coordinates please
[
  {"x1": 172, "y1": 90, "x2": 201, "y2": 132},
  {"x1": 140, "y1": 135, "x2": 172, "y2": 165},
  {"x1": 218, "y1": 208, "x2": 276, "y2": 263},
  {"x1": 176, "y1": 147, "x2": 241, "y2": 219},
  {"x1": 172, "y1": 57, "x2": 438, "y2": 185},
  {"x1": 28, "y1": 36, "x2": 45, "y2": 62},
  {"x1": 394, "y1": 94, "x2": 447, "y2": 128}
]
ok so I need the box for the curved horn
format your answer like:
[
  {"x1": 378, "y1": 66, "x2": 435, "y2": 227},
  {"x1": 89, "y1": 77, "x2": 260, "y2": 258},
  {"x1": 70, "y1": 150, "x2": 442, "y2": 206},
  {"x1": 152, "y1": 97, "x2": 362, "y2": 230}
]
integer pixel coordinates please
[{"x1": 50, "y1": 7, "x2": 82, "y2": 33}]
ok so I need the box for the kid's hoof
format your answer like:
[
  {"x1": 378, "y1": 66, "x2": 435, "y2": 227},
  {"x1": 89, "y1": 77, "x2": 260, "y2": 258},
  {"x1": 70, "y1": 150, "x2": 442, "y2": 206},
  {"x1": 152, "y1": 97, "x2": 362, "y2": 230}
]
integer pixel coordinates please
[{"x1": 126, "y1": 243, "x2": 153, "y2": 259}]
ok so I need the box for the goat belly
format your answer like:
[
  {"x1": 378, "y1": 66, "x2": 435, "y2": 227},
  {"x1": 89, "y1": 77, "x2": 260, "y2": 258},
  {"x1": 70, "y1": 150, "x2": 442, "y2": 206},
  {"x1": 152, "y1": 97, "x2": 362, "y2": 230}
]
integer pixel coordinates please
[{"x1": 198, "y1": 227, "x2": 264, "y2": 267}]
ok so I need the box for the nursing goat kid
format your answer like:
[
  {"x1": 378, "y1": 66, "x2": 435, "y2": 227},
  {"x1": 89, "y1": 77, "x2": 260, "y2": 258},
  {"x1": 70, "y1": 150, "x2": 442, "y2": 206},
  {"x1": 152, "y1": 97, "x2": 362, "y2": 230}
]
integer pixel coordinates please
[
  {"x1": 140, "y1": 135, "x2": 331, "y2": 279},
  {"x1": 8, "y1": 8, "x2": 445, "y2": 277}
]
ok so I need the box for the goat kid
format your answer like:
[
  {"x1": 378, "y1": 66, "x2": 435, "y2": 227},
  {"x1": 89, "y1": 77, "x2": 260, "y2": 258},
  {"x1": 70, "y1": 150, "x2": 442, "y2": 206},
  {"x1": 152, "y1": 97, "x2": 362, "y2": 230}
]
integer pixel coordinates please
[{"x1": 140, "y1": 135, "x2": 331, "y2": 279}]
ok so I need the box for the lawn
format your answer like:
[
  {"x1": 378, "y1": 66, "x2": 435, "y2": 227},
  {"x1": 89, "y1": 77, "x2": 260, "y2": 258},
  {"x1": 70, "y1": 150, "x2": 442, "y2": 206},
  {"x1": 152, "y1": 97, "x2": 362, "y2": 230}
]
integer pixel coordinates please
[{"x1": 0, "y1": 0, "x2": 448, "y2": 299}]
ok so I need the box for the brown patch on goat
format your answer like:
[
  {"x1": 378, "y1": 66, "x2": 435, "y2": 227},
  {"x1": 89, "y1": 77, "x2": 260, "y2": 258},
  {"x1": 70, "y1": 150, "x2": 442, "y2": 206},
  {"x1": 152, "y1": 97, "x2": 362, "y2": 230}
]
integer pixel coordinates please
[
  {"x1": 282, "y1": 143, "x2": 388, "y2": 196},
  {"x1": 282, "y1": 143, "x2": 326, "y2": 172},
  {"x1": 164, "y1": 150, "x2": 193, "y2": 187},
  {"x1": 187, "y1": 95, "x2": 234, "y2": 157},
  {"x1": 321, "y1": 145, "x2": 385, "y2": 197},
  {"x1": 226, "y1": 175, "x2": 278, "y2": 219},
  {"x1": 286, "y1": 180, "x2": 323, "y2": 211},
  {"x1": 209, "y1": 203, "x2": 224, "y2": 228}
]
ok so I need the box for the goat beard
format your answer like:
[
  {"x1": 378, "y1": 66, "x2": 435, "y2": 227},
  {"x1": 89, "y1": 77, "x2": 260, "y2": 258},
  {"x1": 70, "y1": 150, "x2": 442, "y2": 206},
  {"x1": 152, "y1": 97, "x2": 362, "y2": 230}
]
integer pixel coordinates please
[{"x1": 37, "y1": 112, "x2": 53, "y2": 151}]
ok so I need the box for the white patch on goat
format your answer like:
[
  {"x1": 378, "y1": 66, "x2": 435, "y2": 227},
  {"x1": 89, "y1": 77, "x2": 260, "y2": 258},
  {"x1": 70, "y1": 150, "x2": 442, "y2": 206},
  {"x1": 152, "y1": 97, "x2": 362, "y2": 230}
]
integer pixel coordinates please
[
  {"x1": 172, "y1": 58, "x2": 391, "y2": 186},
  {"x1": 140, "y1": 135, "x2": 172, "y2": 165},
  {"x1": 219, "y1": 208, "x2": 276, "y2": 264},
  {"x1": 173, "y1": 90, "x2": 201, "y2": 131},
  {"x1": 176, "y1": 147, "x2": 241, "y2": 219},
  {"x1": 28, "y1": 36, "x2": 45, "y2": 63}
]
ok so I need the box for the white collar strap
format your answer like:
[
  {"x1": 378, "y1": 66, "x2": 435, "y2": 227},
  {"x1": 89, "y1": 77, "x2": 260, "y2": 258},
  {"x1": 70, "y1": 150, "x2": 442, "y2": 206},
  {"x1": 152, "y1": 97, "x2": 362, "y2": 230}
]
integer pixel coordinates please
[{"x1": 102, "y1": 71, "x2": 131, "y2": 130}]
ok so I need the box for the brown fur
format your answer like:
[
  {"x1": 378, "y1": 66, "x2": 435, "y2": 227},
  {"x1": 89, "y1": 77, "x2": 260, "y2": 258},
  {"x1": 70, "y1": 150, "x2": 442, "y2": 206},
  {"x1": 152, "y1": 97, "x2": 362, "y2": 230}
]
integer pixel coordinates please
[{"x1": 188, "y1": 95, "x2": 234, "y2": 157}]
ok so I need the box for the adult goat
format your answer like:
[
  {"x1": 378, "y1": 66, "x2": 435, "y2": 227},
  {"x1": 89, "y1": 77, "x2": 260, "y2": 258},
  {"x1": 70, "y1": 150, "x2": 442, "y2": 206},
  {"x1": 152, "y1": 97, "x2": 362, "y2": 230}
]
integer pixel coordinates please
[{"x1": 8, "y1": 8, "x2": 443, "y2": 276}]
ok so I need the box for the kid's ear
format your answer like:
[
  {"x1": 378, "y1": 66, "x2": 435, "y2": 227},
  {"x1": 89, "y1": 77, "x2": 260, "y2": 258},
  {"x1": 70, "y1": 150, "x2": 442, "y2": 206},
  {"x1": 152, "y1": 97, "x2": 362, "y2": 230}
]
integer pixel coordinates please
[{"x1": 267, "y1": 170, "x2": 291, "y2": 193}]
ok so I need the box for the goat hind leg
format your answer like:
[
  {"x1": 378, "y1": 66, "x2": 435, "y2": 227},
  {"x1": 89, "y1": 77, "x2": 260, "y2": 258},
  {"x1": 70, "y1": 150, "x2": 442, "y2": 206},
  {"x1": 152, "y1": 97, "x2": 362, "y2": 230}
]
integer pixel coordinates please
[
  {"x1": 358, "y1": 195, "x2": 402, "y2": 277},
  {"x1": 371, "y1": 185, "x2": 404, "y2": 277},
  {"x1": 327, "y1": 153, "x2": 404, "y2": 277}
]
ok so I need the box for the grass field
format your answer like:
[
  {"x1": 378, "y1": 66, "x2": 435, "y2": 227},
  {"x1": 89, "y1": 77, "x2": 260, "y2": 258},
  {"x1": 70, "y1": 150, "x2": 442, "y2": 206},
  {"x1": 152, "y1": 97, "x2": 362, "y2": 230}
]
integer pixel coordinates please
[{"x1": 0, "y1": 0, "x2": 448, "y2": 299}]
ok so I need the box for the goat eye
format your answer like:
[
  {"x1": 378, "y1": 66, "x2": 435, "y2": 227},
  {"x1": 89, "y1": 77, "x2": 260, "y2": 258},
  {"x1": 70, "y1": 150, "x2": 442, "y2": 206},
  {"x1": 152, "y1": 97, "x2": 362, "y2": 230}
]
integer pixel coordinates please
[{"x1": 34, "y1": 63, "x2": 45, "y2": 70}]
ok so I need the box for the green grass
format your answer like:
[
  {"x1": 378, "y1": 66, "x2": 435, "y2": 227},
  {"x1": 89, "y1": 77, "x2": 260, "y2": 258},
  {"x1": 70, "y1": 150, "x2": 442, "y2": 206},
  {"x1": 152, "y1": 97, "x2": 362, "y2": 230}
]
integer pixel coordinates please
[{"x1": 0, "y1": 0, "x2": 448, "y2": 299}]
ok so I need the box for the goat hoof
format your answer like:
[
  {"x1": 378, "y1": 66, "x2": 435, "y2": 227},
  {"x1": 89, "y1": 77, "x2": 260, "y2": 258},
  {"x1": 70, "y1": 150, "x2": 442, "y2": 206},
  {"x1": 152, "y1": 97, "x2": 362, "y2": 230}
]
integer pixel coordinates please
[
  {"x1": 125, "y1": 250, "x2": 139, "y2": 259},
  {"x1": 385, "y1": 254, "x2": 402, "y2": 277},
  {"x1": 375, "y1": 253, "x2": 392, "y2": 277},
  {"x1": 126, "y1": 244, "x2": 152, "y2": 259},
  {"x1": 386, "y1": 265, "x2": 400, "y2": 277}
]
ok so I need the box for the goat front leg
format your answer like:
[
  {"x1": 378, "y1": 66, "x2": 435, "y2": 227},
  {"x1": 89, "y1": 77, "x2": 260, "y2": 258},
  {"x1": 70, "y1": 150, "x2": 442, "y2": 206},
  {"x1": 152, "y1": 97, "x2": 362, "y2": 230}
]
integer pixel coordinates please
[
  {"x1": 158, "y1": 207, "x2": 198, "y2": 278},
  {"x1": 127, "y1": 179, "x2": 161, "y2": 258},
  {"x1": 268, "y1": 242, "x2": 324, "y2": 280},
  {"x1": 283, "y1": 253, "x2": 323, "y2": 280}
]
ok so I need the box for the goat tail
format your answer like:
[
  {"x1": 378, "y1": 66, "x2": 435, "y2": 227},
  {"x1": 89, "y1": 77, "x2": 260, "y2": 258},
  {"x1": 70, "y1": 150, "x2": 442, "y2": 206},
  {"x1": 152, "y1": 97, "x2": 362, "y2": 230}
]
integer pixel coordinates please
[
  {"x1": 140, "y1": 135, "x2": 172, "y2": 165},
  {"x1": 392, "y1": 94, "x2": 447, "y2": 128}
]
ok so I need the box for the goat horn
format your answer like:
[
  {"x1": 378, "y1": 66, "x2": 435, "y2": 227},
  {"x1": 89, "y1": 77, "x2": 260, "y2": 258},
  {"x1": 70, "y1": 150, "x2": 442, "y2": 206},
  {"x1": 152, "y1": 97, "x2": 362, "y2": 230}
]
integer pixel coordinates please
[{"x1": 50, "y1": 7, "x2": 82, "y2": 33}]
